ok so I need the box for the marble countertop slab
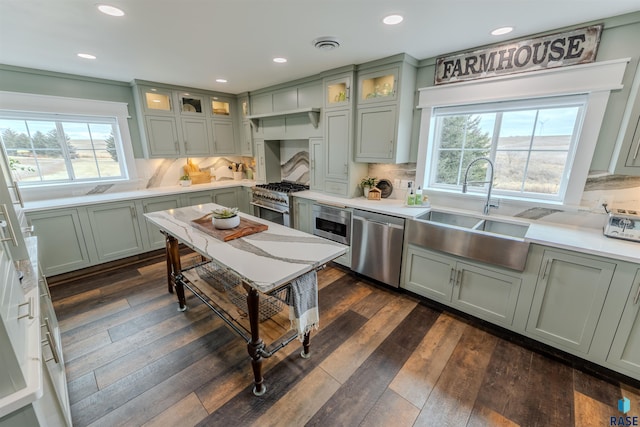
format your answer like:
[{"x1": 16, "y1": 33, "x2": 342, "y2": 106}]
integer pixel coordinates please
[
  {"x1": 23, "y1": 180, "x2": 257, "y2": 212},
  {"x1": 294, "y1": 191, "x2": 431, "y2": 219},
  {"x1": 144, "y1": 204, "x2": 347, "y2": 293}
]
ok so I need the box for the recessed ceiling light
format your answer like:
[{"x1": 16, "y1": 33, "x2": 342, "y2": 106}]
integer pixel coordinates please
[
  {"x1": 97, "y1": 4, "x2": 125, "y2": 17},
  {"x1": 491, "y1": 26, "x2": 514, "y2": 36},
  {"x1": 77, "y1": 53, "x2": 96, "y2": 59},
  {"x1": 216, "y1": 79, "x2": 227, "y2": 83},
  {"x1": 383, "y1": 14, "x2": 404, "y2": 25},
  {"x1": 273, "y1": 57, "x2": 287, "y2": 63}
]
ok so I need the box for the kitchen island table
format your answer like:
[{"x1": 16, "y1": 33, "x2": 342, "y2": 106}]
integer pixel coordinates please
[{"x1": 144, "y1": 204, "x2": 347, "y2": 396}]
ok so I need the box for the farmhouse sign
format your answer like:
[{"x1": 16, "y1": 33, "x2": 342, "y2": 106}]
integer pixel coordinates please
[{"x1": 435, "y1": 24, "x2": 603, "y2": 85}]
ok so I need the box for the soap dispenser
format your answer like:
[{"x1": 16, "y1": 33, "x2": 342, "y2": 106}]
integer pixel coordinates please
[{"x1": 406, "y1": 182, "x2": 415, "y2": 206}]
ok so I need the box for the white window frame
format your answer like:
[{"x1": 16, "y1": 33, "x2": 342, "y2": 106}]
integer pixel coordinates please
[
  {"x1": 0, "y1": 91, "x2": 137, "y2": 192},
  {"x1": 428, "y1": 94, "x2": 588, "y2": 202},
  {"x1": 416, "y1": 58, "x2": 629, "y2": 207}
]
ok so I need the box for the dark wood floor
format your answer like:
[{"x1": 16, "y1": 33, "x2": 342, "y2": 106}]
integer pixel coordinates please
[{"x1": 49, "y1": 251, "x2": 640, "y2": 427}]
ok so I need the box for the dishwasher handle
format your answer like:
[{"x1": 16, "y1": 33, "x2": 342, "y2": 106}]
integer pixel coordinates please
[{"x1": 353, "y1": 215, "x2": 404, "y2": 229}]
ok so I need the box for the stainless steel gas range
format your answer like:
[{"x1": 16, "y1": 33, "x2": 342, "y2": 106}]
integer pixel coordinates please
[{"x1": 251, "y1": 181, "x2": 309, "y2": 227}]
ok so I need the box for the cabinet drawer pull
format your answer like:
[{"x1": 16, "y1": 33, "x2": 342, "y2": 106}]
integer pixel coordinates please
[
  {"x1": 634, "y1": 282, "x2": 640, "y2": 305},
  {"x1": 174, "y1": 141, "x2": 179, "y2": 152},
  {"x1": 39, "y1": 276, "x2": 52, "y2": 299},
  {"x1": 454, "y1": 270, "x2": 461, "y2": 286},
  {"x1": 0, "y1": 204, "x2": 19, "y2": 246},
  {"x1": 18, "y1": 297, "x2": 34, "y2": 320},
  {"x1": 130, "y1": 206, "x2": 137, "y2": 219},
  {"x1": 449, "y1": 268, "x2": 455, "y2": 284},
  {"x1": 41, "y1": 318, "x2": 61, "y2": 364},
  {"x1": 13, "y1": 181, "x2": 24, "y2": 207}
]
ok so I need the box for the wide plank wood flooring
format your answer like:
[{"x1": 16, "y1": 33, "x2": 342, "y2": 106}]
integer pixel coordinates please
[{"x1": 49, "y1": 251, "x2": 640, "y2": 427}]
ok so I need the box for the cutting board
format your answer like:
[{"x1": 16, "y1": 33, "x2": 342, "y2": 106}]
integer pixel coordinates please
[{"x1": 191, "y1": 214, "x2": 268, "y2": 242}]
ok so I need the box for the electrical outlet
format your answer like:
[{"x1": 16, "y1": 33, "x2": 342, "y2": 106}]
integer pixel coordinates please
[{"x1": 400, "y1": 180, "x2": 409, "y2": 189}]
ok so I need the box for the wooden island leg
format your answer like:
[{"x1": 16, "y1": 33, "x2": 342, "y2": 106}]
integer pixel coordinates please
[
  {"x1": 163, "y1": 232, "x2": 173, "y2": 294},
  {"x1": 244, "y1": 282, "x2": 266, "y2": 396},
  {"x1": 301, "y1": 332, "x2": 311, "y2": 359},
  {"x1": 166, "y1": 234, "x2": 186, "y2": 311}
]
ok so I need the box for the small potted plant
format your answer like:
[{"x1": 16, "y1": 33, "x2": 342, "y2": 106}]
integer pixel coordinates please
[
  {"x1": 179, "y1": 174, "x2": 192, "y2": 187},
  {"x1": 360, "y1": 176, "x2": 377, "y2": 197},
  {"x1": 212, "y1": 207, "x2": 240, "y2": 229}
]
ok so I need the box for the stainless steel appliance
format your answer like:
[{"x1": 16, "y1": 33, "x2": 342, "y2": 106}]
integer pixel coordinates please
[
  {"x1": 312, "y1": 203, "x2": 351, "y2": 245},
  {"x1": 351, "y1": 209, "x2": 405, "y2": 287},
  {"x1": 604, "y1": 208, "x2": 640, "y2": 242},
  {"x1": 251, "y1": 181, "x2": 309, "y2": 227}
]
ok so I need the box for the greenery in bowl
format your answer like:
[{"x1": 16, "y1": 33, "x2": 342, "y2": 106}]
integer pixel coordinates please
[
  {"x1": 212, "y1": 207, "x2": 239, "y2": 219},
  {"x1": 179, "y1": 174, "x2": 191, "y2": 181},
  {"x1": 360, "y1": 176, "x2": 377, "y2": 188}
]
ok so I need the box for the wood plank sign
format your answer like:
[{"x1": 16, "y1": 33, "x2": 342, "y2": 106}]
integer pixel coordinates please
[{"x1": 435, "y1": 24, "x2": 603, "y2": 85}]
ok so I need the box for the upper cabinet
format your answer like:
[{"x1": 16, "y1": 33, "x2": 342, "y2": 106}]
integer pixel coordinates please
[
  {"x1": 610, "y1": 64, "x2": 640, "y2": 175},
  {"x1": 324, "y1": 73, "x2": 352, "y2": 110},
  {"x1": 354, "y1": 54, "x2": 417, "y2": 164},
  {"x1": 133, "y1": 81, "x2": 238, "y2": 158}
]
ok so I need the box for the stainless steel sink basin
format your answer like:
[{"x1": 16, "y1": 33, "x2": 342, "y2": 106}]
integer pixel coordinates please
[
  {"x1": 409, "y1": 210, "x2": 530, "y2": 271},
  {"x1": 418, "y1": 210, "x2": 482, "y2": 228},
  {"x1": 471, "y1": 219, "x2": 529, "y2": 238}
]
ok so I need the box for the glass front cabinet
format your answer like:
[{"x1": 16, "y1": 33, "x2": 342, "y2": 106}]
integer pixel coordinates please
[
  {"x1": 324, "y1": 74, "x2": 352, "y2": 110},
  {"x1": 134, "y1": 82, "x2": 239, "y2": 158}
]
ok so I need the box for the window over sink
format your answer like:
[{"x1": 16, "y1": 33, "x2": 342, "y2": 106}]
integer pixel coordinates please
[
  {"x1": 429, "y1": 94, "x2": 587, "y2": 202},
  {"x1": 415, "y1": 58, "x2": 629, "y2": 206}
]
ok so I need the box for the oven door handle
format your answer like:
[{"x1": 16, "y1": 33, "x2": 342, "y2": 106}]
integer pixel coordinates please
[{"x1": 251, "y1": 202, "x2": 289, "y2": 214}]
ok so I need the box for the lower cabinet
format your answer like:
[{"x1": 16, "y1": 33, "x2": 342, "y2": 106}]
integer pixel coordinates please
[
  {"x1": 27, "y1": 208, "x2": 91, "y2": 277},
  {"x1": 85, "y1": 201, "x2": 145, "y2": 262},
  {"x1": 213, "y1": 187, "x2": 238, "y2": 208},
  {"x1": 525, "y1": 248, "x2": 615, "y2": 354},
  {"x1": 607, "y1": 267, "x2": 640, "y2": 376},
  {"x1": 141, "y1": 196, "x2": 181, "y2": 249},
  {"x1": 402, "y1": 245, "x2": 521, "y2": 327},
  {"x1": 292, "y1": 197, "x2": 313, "y2": 234}
]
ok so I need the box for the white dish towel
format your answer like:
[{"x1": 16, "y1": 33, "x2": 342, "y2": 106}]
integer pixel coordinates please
[{"x1": 287, "y1": 270, "x2": 319, "y2": 341}]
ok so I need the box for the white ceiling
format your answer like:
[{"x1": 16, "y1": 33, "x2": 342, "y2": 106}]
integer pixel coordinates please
[{"x1": 1, "y1": 0, "x2": 639, "y2": 94}]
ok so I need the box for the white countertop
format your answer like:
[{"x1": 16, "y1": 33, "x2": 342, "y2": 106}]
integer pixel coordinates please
[
  {"x1": 22, "y1": 182, "x2": 639, "y2": 265},
  {"x1": 144, "y1": 204, "x2": 347, "y2": 293},
  {"x1": 23, "y1": 180, "x2": 257, "y2": 212}
]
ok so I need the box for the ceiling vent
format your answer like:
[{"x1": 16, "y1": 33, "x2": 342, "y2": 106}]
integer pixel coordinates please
[{"x1": 313, "y1": 37, "x2": 340, "y2": 51}]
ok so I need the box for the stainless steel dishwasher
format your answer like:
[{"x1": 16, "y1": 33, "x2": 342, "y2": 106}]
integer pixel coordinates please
[{"x1": 351, "y1": 209, "x2": 405, "y2": 287}]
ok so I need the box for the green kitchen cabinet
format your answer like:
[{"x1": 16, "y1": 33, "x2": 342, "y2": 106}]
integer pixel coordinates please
[
  {"x1": 526, "y1": 248, "x2": 616, "y2": 354},
  {"x1": 292, "y1": 197, "x2": 313, "y2": 234},
  {"x1": 85, "y1": 201, "x2": 145, "y2": 262},
  {"x1": 210, "y1": 120, "x2": 237, "y2": 155},
  {"x1": 611, "y1": 66, "x2": 640, "y2": 175},
  {"x1": 180, "y1": 117, "x2": 211, "y2": 157},
  {"x1": 27, "y1": 208, "x2": 92, "y2": 276},
  {"x1": 140, "y1": 196, "x2": 181, "y2": 249},
  {"x1": 237, "y1": 186, "x2": 253, "y2": 215},
  {"x1": 134, "y1": 81, "x2": 239, "y2": 158},
  {"x1": 322, "y1": 68, "x2": 367, "y2": 197},
  {"x1": 309, "y1": 137, "x2": 324, "y2": 192},
  {"x1": 144, "y1": 115, "x2": 181, "y2": 157},
  {"x1": 402, "y1": 245, "x2": 521, "y2": 327},
  {"x1": 183, "y1": 191, "x2": 214, "y2": 207},
  {"x1": 607, "y1": 267, "x2": 640, "y2": 377},
  {"x1": 240, "y1": 121, "x2": 253, "y2": 156},
  {"x1": 213, "y1": 187, "x2": 238, "y2": 209},
  {"x1": 324, "y1": 72, "x2": 352, "y2": 110},
  {"x1": 355, "y1": 54, "x2": 417, "y2": 164}
]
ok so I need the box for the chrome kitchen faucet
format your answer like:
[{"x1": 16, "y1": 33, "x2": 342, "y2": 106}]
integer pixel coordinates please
[{"x1": 462, "y1": 157, "x2": 497, "y2": 215}]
